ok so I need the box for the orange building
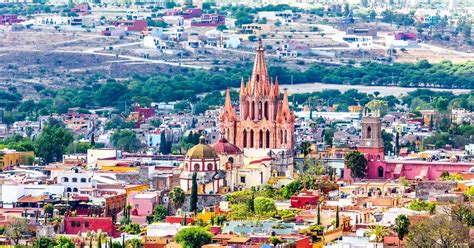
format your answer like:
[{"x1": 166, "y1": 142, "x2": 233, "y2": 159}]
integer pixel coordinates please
[{"x1": 219, "y1": 41, "x2": 295, "y2": 150}]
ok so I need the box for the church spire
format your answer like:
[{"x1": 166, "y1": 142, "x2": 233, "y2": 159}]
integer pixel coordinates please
[
  {"x1": 220, "y1": 88, "x2": 236, "y2": 121},
  {"x1": 249, "y1": 39, "x2": 270, "y2": 96},
  {"x1": 240, "y1": 77, "x2": 246, "y2": 97}
]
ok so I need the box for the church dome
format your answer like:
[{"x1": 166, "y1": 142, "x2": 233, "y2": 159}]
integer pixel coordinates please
[
  {"x1": 186, "y1": 136, "x2": 218, "y2": 159},
  {"x1": 213, "y1": 138, "x2": 241, "y2": 154}
]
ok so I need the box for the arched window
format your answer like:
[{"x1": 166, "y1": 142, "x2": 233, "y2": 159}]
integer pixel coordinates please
[
  {"x1": 264, "y1": 102, "x2": 269, "y2": 120},
  {"x1": 228, "y1": 157, "x2": 234, "y2": 163},
  {"x1": 72, "y1": 178, "x2": 77, "y2": 183},
  {"x1": 250, "y1": 130, "x2": 254, "y2": 148},
  {"x1": 367, "y1": 126, "x2": 372, "y2": 139},
  {"x1": 256, "y1": 74, "x2": 260, "y2": 82},
  {"x1": 207, "y1": 163, "x2": 213, "y2": 171},
  {"x1": 377, "y1": 155, "x2": 380, "y2": 161},
  {"x1": 258, "y1": 101, "x2": 262, "y2": 120},
  {"x1": 284, "y1": 130, "x2": 288, "y2": 144},
  {"x1": 266, "y1": 130, "x2": 270, "y2": 148},
  {"x1": 378, "y1": 166, "x2": 384, "y2": 178},
  {"x1": 66, "y1": 187, "x2": 72, "y2": 192},
  {"x1": 279, "y1": 130, "x2": 283, "y2": 145},
  {"x1": 258, "y1": 130, "x2": 263, "y2": 148},
  {"x1": 243, "y1": 130, "x2": 247, "y2": 148},
  {"x1": 80, "y1": 178, "x2": 87, "y2": 183},
  {"x1": 73, "y1": 188, "x2": 78, "y2": 192},
  {"x1": 194, "y1": 164, "x2": 200, "y2": 171},
  {"x1": 62, "y1": 177, "x2": 69, "y2": 183},
  {"x1": 251, "y1": 101, "x2": 255, "y2": 120},
  {"x1": 245, "y1": 101, "x2": 250, "y2": 119}
]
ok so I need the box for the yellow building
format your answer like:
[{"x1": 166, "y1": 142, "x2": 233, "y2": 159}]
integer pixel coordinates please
[
  {"x1": 0, "y1": 149, "x2": 35, "y2": 169},
  {"x1": 348, "y1": 105, "x2": 362, "y2": 113}
]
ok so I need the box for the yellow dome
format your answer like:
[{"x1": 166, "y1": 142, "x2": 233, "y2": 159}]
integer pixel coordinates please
[{"x1": 186, "y1": 136, "x2": 218, "y2": 159}]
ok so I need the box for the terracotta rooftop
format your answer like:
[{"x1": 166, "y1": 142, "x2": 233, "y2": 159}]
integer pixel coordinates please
[{"x1": 17, "y1": 195, "x2": 48, "y2": 203}]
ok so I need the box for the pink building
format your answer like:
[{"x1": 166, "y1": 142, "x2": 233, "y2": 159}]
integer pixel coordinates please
[
  {"x1": 129, "y1": 191, "x2": 160, "y2": 216},
  {"x1": 344, "y1": 110, "x2": 474, "y2": 181},
  {"x1": 71, "y1": 4, "x2": 90, "y2": 15},
  {"x1": 0, "y1": 14, "x2": 23, "y2": 25},
  {"x1": 114, "y1": 20, "x2": 148, "y2": 32}
]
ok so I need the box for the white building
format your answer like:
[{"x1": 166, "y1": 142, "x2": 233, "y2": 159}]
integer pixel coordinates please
[
  {"x1": 0, "y1": 183, "x2": 64, "y2": 208},
  {"x1": 52, "y1": 167, "x2": 94, "y2": 195},
  {"x1": 336, "y1": 35, "x2": 373, "y2": 49},
  {"x1": 34, "y1": 15, "x2": 71, "y2": 25},
  {"x1": 87, "y1": 148, "x2": 118, "y2": 168}
]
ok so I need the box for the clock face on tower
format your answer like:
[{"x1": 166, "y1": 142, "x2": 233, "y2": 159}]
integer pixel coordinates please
[{"x1": 366, "y1": 141, "x2": 371, "y2": 146}]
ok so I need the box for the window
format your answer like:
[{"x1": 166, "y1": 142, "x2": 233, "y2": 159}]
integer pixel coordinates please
[
  {"x1": 76, "y1": 221, "x2": 80, "y2": 227},
  {"x1": 72, "y1": 178, "x2": 78, "y2": 183},
  {"x1": 73, "y1": 188, "x2": 78, "y2": 192},
  {"x1": 207, "y1": 163, "x2": 213, "y2": 171},
  {"x1": 66, "y1": 187, "x2": 72, "y2": 192},
  {"x1": 135, "y1": 204, "x2": 139, "y2": 209},
  {"x1": 84, "y1": 222, "x2": 89, "y2": 228},
  {"x1": 367, "y1": 126, "x2": 372, "y2": 139},
  {"x1": 62, "y1": 177, "x2": 69, "y2": 182},
  {"x1": 240, "y1": 176, "x2": 246, "y2": 183},
  {"x1": 71, "y1": 221, "x2": 75, "y2": 227},
  {"x1": 194, "y1": 164, "x2": 200, "y2": 171},
  {"x1": 80, "y1": 178, "x2": 87, "y2": 183}
]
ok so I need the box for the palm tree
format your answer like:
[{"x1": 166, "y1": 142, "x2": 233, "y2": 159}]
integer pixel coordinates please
[
  {"x1": 393, "y1": 214, "x2": 410, "y2": 248},
  {"x1": 299, "y1": 141, "x2": 312, "y2": 158},
  {"x1": 367, "y1": 224, "x2": 390, "y2": 243},
  {"x1": 169, "y1": 187, "x2": 185, "y2": 210}
]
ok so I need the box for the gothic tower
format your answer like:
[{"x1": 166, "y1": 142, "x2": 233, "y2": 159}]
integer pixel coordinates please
[{"x1": 219, "y1": 41, "x2": 295, "y2": 151}]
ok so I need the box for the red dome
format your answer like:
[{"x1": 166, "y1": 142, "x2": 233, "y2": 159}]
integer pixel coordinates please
[{"x1": 213, "y1": 138, "x2": 241, "y2": 154}]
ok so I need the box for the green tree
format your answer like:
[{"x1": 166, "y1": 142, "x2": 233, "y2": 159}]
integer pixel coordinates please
[
  {"x1": 254, "y1": 197, "x2": 276, "y2": 216},
  {"x1": 366, "y1": 224, "x2": 390, "y2": 243},
  {"x1": 175, "y1": 226, "x2": 212, "y2": 248},
  {"x1": 344, "y1": 151, "x2": 368, "y2": 179},
  {"x1": 299, "y1": 141, "x2": 312, "y2": 157},
  {"x1": 153, "y1": 205, "x2": 168, "y2": 222},
  {"x1": 335, "y1": 206, "x2": 340, "y2": 228},
  {"x1": 190, "y1": 172, "x2": 198, "y2": 214},
  {"x1": 110, "y1": 130, "x2": 141, "y2": 152},
  {"x1": 247, "y1": 190, "x2": 255, "y2": 213},
  {"x1": 393, "y1": 214, "x2": 410, "y2": 247},
  {"x1": 366, "y1": 99, "x2": 388, "y2": 116},
  {"x1": 34, "y1": 237, "x2": 55, "y2": 248},
  {"x1": 35, "y1": 126, "x2": 74, "y2": 163},
  {"x1": 216, "y1": 24, "x2": 227, "y2": 31},
  {"x1": 54, "y1": 236, "x2": 75, "y2": 248},
  {"x1": 169, "y1": 187, "x2": 186, "y2": 210},
  {"x1": 279, "y1": 179, "x2": 303, "y2": 199},
  {"x1": 126, "y1": 238, "x2": 142, "y2": 248},
  {"x1": 406, "y1": 214, "x2": 468, "y2": 247}
]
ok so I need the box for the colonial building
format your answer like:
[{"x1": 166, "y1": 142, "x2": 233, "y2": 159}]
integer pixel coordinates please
[
  {"x1": 219, "y1": 41, "x2": 295, "y2": 178},
  {"x1": 345, "y1": 108, "x2": 474, "y2": 181},
  {"x1": 179, "y1": 136, "x2": 226, "y2": 194}
]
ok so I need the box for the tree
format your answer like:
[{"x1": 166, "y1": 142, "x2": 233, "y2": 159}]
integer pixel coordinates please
[
  {"x1": 344, "y1": 151, "x2": 367, "y2": 179},
  {"x1": 126, "y1": 238, "x2": 142, "y2": 248},
  {"x1": 4, "y1": 218, "x2": 31, "y2": 244},
  {"x1": 247, "y1": 190, "x2": 255, "y2": 213},
  {"x1": 169, "y1": 187, "x2": 185, "y2": 210},
  {"x1": 216, "y1": 24, "x2": 227, "y2": 31},
  {"x1": 335, "y1": 206, "x2": 340, "y2": 228},
  {"x1": 193, "y1": 103, "x2": 209, "y2": 115},
  {"x1": 406, "y1": 214, "x2": 469, "y2": 247},
  {"x1": 369, "y1": 9, "x2": 376, "y2": 21},
  {"x1": 254, "y1": 197, "x2": 276, "y2": 216},
  {"x1": 317, "y1": 203, "x2": 321, "y2": 225},
  {"x1": 54, "y1": 236, "x2": 75, "y2": 248},
  {"x1": 35, "y1": 126, "x2": 74, "y2": 163},
  {"x1": 367, "y1": 225, "x2": 390, "y2": 243},
  {"x1": 110, "y1": 130, "x2": 142, "y2": 152},
  {"x1": 153, "y1": 205, "x2": 168, "y2": 222},
  {"x1": 35, "y1": 237, "x2": 55, "y2": 248},
  {"x1": 299, "y1": 141, "x2": 312, "y2": 157},
  {"x1": 279, "y1": 179, "x2": 303, "y2": 199},
  {"x1": 190, "y1": 172, "x2": 198, "y2": 214},
  {"x1": 366, "y1": 99, "x2": 388, "y2": 117},
  {"x1": 175, "y1": 226, "x2": 212, "y2": 248},
  {"x1": 393, "y1": 214, "x2": 410, "y2": 247}
]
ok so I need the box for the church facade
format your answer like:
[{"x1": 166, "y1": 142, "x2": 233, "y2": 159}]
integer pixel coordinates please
[{"x1": 219, "y1": 41, "x2": 295, "y2": 178}]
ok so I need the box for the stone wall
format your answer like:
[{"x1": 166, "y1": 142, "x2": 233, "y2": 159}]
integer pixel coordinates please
[
  {"x1": 415, "y1": 181, "x2": 457, "y2": 199},
  {"x1": 170, "y1": 194, "x2": 223, "y2": 215}
]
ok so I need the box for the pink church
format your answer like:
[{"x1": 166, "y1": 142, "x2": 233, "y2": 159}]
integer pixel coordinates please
[{"x1": 345, "y1": 111, "x2": 474, "y2": 181}]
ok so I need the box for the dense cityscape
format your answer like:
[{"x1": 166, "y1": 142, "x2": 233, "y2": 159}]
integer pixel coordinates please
[{"x1": 0, "y1": 0, "x2": 473, "y2": 247}]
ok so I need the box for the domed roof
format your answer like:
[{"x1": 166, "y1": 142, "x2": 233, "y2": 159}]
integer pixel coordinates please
[
  {"x1": 213, "y1": 138, "x2": 241, "y2": 154},
  {"x1": 186, "y1": 136, "x2": 218, "y2": 159}
]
